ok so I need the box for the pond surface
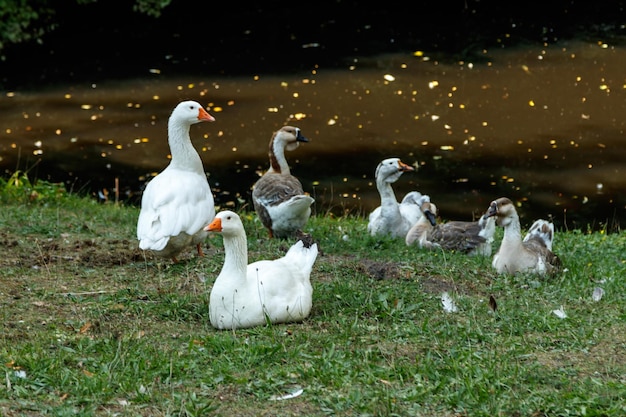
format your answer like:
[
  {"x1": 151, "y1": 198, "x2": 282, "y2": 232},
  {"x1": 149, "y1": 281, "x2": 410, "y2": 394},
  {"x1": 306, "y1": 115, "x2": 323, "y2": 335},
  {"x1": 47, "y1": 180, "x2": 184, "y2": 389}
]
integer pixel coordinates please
[{"x1": 1, "y1": 39, "x2": 624, "y2": 230}]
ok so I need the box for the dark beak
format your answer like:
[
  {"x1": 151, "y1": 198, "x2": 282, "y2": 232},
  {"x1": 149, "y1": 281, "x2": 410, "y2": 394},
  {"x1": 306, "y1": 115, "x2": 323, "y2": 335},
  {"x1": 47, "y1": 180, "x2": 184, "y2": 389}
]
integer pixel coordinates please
[
  {"x1": 296, "y1": 129, "x2": 309, "y2": 143},
  {"x1": 425, "y1": 210, "x2": 437, "y2": 226},
  {"x1": 486, "y1": 202, "x2": 498, "y2": 218}
]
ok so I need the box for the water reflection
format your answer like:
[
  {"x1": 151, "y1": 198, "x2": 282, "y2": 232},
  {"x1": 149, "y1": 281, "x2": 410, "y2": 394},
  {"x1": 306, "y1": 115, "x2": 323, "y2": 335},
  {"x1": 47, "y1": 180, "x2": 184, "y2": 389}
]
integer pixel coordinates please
[{"x1": 1, "y1": 40, "x2": 624, "y2": 230}]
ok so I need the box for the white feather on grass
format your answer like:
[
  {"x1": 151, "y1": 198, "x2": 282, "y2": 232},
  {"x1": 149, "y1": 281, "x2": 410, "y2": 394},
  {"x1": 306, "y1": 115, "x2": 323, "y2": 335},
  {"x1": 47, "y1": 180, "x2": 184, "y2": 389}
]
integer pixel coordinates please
[
  {"x1": 552, "y1": 305, "x2": 567, "y2": 319},
  {"x1": 592, "y1": 287, "x2": 604, "y2": 302},
  {"x1": 269, "y1": 387, "x2": 304, "y2": 401},
  {"x1": 441, "y1": 292, "x2": 458, "y2": 313}
]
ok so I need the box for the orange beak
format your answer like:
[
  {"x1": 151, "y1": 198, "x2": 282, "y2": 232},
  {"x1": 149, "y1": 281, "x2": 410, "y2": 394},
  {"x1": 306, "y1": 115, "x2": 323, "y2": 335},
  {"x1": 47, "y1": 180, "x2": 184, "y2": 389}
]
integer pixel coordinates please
[
  {"x1": 198, "y1": 107, "x2": 215, "y2": 122},
  {"x1": 398, "y1": 160, "x2": 415, "y2": 172},
  {"x1": 205, "y1": 217, "x2": 222, "y2": 232}
]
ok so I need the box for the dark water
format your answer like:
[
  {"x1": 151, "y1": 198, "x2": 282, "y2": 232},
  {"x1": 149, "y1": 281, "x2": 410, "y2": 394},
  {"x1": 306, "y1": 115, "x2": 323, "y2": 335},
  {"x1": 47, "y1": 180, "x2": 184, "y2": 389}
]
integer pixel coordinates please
[{"x1": 1, "y1": 40, "x2": 625, "y2": 230}]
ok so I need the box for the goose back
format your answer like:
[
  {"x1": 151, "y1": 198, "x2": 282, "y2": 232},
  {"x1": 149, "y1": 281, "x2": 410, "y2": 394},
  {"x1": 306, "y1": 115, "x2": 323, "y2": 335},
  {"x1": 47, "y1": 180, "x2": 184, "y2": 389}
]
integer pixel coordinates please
[{"x1": 406, "y1": 201, "x2": 494, "y2": 256}]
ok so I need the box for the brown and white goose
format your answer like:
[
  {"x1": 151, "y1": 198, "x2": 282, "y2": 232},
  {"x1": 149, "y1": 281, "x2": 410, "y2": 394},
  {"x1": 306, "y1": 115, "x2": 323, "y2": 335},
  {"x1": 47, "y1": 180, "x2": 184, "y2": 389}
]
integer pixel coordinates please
[
  {"x1": 405, "y1": 201, "x2": 495, "y2": 256},
  {"x1": 252, "y1": 126, "x2": 314, "y2": 238},
  {"x1": 205, "y1": 210, "x2": 318, "y2": 330},
  {"x1": 523, "y1": 219, "x2": 555, "y2": 251},
  {"x1": 367, "y1": 158, "x2": 429, "y2": 238},
  {"x1": 486, "y1": 197, "x2": 561, "y2": 275},
  {"x1": 136, "y1": 100, "x2": 215, "y2": 262}
]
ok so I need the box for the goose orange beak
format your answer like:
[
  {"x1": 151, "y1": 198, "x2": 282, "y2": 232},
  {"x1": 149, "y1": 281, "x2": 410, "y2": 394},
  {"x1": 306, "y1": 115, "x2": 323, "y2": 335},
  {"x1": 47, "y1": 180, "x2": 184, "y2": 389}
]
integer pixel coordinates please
[
  {"x1": 398, "y1": 160, "x2": 415, "y2": 172},
  {"x1": 205, "y1": 217, "x2": 222, "y2": 232},
  {"x1": 198, "y1": 107, "x2": 215, "y2": 122}
]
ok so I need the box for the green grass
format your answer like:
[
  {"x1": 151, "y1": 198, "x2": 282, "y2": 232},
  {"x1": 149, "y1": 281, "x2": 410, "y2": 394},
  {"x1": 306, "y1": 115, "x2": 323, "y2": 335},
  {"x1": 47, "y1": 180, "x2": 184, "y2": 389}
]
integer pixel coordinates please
[{"x1": 1, "y1": 179, "x2": 625, "y2": 416}]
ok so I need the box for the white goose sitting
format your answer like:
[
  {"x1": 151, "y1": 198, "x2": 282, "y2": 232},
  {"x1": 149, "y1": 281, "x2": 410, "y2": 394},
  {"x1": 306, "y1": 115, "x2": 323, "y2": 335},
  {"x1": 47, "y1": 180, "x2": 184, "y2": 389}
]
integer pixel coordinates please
[
  {"x1": 406, "y1": 201, "x2": 495, "y2": 256},
  {"x1": 486, "y1": 197, "x2": 561, "y2": 275},
  {"x1": 136, "y1": 100, "x2": 215, "y2": 262},
  {"x1": 367, "y1": 157, "x2": 429, "y2": 238},
  {"x1": 205, "y1": 210, "x2": 318, "y2": 330},
  {"x1": 252, "y1": 126, "x2": 314, "y2": 239}
]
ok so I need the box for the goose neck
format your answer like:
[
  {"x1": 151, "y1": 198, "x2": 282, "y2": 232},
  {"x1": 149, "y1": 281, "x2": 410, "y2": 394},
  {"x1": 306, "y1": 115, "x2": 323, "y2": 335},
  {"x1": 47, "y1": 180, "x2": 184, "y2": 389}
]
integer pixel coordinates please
[
  {"x1": 167, "y1": 122, "x2": 203, "y2": 171},
  {"x1": 220, "y1": 233, "x2": 249, "y2": 280},
  {"x1": 502, "y1": 213, "x2": 522, "y2": 242},
  {"x1": 268, "y1": 141, "x2": 290, "y2": 174},
  {"x1": 376, "y1": 179, "x2": 398, "y2": 206}
]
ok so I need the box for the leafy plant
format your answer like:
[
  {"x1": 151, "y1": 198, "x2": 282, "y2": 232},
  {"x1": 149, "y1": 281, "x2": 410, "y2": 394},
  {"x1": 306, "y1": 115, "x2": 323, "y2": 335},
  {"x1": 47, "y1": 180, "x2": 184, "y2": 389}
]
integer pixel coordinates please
[
  {"x1": 0, "y1": 0, "x2": 172, "y2": 53},
  {"x1": 0, "y1": 169, "x2": 66, "y2": 203}
]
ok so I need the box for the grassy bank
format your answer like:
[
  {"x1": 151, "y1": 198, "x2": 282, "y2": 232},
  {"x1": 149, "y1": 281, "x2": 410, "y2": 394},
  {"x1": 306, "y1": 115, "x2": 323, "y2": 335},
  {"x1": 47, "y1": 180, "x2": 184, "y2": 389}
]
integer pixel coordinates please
[{"x1": 1, "y1": 179, "x2": 625, "y2": 416}]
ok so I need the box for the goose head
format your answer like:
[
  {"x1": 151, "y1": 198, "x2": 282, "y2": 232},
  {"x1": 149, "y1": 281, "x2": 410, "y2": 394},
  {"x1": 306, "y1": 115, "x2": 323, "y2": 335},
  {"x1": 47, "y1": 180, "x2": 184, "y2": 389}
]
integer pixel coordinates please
[
  {"x1": 272, "y1": 126, "x2": 309, "y2": 152},
  {"x1": 266, "y1": 126, "x2": 310, "y2": 174},
  {"x1": 171, "y1": 100, "x2": 215, "y2": 125},
  {"x1": 421, "y1": 201, "x2": 438, "y2": 226},
  {"x1": 486, "y1": 197, "x2": 518, "y2": 227},
  {"x1": 375, "y1": 158, "x2": 415, "y2": 184},
  {"x1": 205, "y1": 210, "x2": 243, "y2": 238}
]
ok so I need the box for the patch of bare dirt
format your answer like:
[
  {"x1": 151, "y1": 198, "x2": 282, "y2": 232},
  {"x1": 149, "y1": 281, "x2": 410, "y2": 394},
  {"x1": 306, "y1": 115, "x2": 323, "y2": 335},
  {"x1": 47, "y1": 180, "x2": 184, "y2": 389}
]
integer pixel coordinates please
[
  {"x1": 0, "y1": 232, "x2": 156, "y2": 268},
  {"x1": 358, "y1": 259, "x2": 405, "y2": 280},
  {"x1": 419, "y1": 275, "x2": 459, "y2": 294}
]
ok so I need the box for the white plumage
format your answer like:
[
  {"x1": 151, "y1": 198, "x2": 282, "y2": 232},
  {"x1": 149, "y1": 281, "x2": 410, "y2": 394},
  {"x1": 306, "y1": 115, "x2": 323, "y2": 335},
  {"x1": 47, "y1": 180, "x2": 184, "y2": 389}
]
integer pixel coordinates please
[
  {"x1": 136, "y1": 100, "x2": 215, "y2": 262},
  {"x1": 205, "y1": 210, "x2": 318, "y2": 330},
  {"x1": 367, "y1": 157, "x2": 429, "y2": 238}
]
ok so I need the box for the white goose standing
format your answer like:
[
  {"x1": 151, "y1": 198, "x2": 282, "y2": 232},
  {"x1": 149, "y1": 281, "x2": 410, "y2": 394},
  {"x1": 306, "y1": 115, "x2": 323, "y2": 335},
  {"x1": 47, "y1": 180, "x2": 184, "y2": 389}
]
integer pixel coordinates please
[
  {"x1": 136, "y1": 100, "x2": 215, "y2": 262},
  {"x1": 406, "y1": 201, "x2": 495, "y2": 256},
  {"x1": 252, "y1": 126, "x2": 314, "y2": 238},
  {"x1": 486, "y1": 197, "x2": 561, "y2": 275},
  {"x1": 205, "y1": 210, "x2": 318, "y2": 330},
  {"x1": 367, "y1": 157, "x2": 428, "y2": 238}
]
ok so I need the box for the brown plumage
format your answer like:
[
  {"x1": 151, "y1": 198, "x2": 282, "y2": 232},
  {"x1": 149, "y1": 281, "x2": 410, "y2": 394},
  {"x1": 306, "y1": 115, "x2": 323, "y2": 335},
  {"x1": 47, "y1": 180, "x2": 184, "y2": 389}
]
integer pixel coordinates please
[
  {"x1": 406, "y1": 201, "x2": 495, "y2": 256},
  {"x1": 486, "y1": 197, "x2": 561, "y2": 275},
  {"x1": 252, "y1": 126, "x2": 314, "y2": 238}
]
